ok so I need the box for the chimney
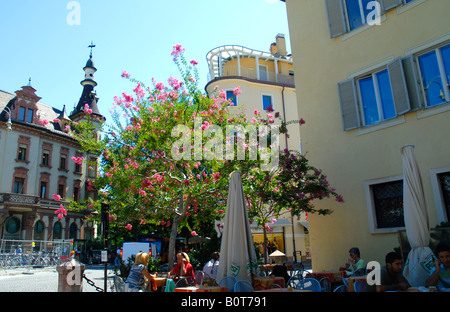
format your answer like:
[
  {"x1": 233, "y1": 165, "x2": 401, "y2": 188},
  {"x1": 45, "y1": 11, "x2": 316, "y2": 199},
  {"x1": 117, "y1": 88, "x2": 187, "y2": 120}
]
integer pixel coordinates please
[{"x1": 275, "y1": 33, "x2": 287, "y2": 56}]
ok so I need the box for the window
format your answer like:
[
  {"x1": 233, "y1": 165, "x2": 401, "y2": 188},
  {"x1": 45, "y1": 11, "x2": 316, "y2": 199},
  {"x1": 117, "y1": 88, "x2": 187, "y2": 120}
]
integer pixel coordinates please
[
  {"x1": 40, "y1": 182, "x2": 47, "y2": 198},
  {"x1": 365, "y1": 178, "x2": 405, "y2": 233},
  {"x1": 438, "y1": 172, "x2": 450, "y2": 221},
  {"x1": 34, "y1": 220, "x2": 45, "y2": 241},
  {"x1": 338, "y1": 58, "x2": 410, "y2": 130},
  {"x1": 53, "y1": 221, "x2": 62, "y2": 239},
  {"x1": 19, "y1": 107, "x2": 26, "y2": 121},
  {"x1": 345, "y1": 0, "x2": 375, "y2": 31},
  {"x1": 69, "y1": 223, "x2": 78, "y2": 239},
  {"x1": 5, "y1": 217, "x2": 21, "y2": 235},
  {"x1": 26, "y1": 108, "x2": 33, "y2": 123},
  {"x1": 325, "y1": 0, "x2": 413, "y2": 38},
  {"x1": 259, "y1": 65, "x2": 269, "y2": 81},
  {"x1": 60, "y1": 155, "x2": 67, "y2": 170},
  {"x1": 417, "y1": 44, "x2": 450, "y2": 107},
  {"x1": 13, "y1": 178, "x2": 25, "y2": 194},
  {"x1": 73, "y1": 186, "x2": 80, "y2": 202},
  {"x1": 226, "y1": 90, "x2": 238, "y2": 106},
  {"x1": 262, "y1": 94, "x2": 274, "y2": 111},
  {"x1": 372, "y1": 180, "x2": 404, "y2": 229},
  {"x1": 42, "y1": 150, "x2": 50, "y2": 166},
  {"x1": 18, "y1": 145, "x2": 27, "y2": 161},
  {"x1": 58, "y1": 184, "x2": 65, "y2": 198}
]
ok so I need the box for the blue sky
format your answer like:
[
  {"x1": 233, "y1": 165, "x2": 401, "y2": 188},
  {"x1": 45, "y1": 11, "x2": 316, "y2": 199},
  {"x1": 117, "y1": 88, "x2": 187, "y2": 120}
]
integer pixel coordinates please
[{"x1": 0, "y1": 0, "x2": 290, "y2": 122}]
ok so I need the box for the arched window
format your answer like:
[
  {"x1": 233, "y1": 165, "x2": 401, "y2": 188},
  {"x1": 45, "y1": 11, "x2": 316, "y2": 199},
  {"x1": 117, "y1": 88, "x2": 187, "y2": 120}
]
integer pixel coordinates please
[
  {"x1": 53, "y1": 221, "x2": 62, "y2": 239},
  {"x1": 34, "y1": 220, "x2": 45, "y2": 241},
  {"x1": 69, "y1": 222, "x2": 78, "y2": 239},
  {"x1": 5, "y1": 217, "x2": 21, "y2": 235}
]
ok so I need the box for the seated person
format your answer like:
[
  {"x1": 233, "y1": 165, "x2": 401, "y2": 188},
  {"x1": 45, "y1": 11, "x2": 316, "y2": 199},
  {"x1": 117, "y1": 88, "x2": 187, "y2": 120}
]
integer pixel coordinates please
[
  {"x1": 126, "y1": 252, "x2": 157, "y2": 291},
  {"x1": 340, "y1": 247, "x2": 366, "y2": 276},
  {"x1": 169, "y1": 252, "x2": 196, "y2": 286},
  {"x1": 203, "y1": 251, "x2": 220, "y2": 280},
  {"x1": 426, "y1": 243, "x2": 450, "y2": 290},
  {"x1": 376, "y1": 251, "x2": 410, "y2": 292}
]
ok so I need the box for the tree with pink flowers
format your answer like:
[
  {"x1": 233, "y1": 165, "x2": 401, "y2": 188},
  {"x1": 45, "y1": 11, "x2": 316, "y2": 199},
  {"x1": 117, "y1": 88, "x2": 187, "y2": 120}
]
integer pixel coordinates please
[{"x1": 70, "y1": 44, "x2": 262, "y2": 269}]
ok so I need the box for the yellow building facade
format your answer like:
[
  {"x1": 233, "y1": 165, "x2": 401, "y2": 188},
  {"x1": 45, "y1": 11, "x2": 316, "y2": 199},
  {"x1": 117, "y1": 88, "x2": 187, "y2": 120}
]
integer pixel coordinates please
[
  {"x1": 205, "y1": 35, "x2": 310, "y2": 262},
  {"x1": 284, "y1": 0, "x2": 450, "y2": 271}
]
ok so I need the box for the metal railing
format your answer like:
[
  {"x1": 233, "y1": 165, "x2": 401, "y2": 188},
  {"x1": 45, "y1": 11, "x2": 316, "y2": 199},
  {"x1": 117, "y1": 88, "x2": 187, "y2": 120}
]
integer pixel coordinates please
[{"x1": 0, "y1": 239, "x2": 73, "y2": 269}]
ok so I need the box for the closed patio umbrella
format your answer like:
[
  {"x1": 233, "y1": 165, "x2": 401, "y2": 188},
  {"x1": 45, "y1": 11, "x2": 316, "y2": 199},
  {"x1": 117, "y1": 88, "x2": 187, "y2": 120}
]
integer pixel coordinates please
[
  {"x1": 401, "y1": 144, "x2": 434, "y2": 287},
  {"x1": 216, "y1": 171, "x2": 258, "y2": 284}
]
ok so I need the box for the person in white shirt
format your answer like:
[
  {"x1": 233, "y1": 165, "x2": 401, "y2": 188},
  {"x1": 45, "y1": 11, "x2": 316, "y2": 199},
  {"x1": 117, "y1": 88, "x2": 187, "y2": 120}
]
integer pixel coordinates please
[{"x1": 203, "y1": 252, "x2": 220, "y2": 279}]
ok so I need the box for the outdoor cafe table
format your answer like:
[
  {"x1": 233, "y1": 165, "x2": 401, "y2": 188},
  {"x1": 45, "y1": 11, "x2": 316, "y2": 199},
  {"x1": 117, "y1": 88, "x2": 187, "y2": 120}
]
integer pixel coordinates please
[
  {"x1": 253, "y1": 276, "x2": 286, "y2": 290},
  {"x1": 144, "y1": 277, "x2": 167, "y2": 291},
  {"x1": 174, "y1": 286, "x2": 228, "y2": 292}
]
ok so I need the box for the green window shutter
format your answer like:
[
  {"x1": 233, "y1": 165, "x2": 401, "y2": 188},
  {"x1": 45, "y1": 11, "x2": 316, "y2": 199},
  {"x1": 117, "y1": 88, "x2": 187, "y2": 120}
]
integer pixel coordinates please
[
  {"x1": 325, "y1": 0, "x2": 347, "y2": 38},
  {"x1": 338, "y1": 78, "x2": 360, "y2": 131},
  {"x1": 401, "y1": 55, "x2": 424, "y2": 111},
  {"x1": 387, "y1": 58, "x2": 411, "y2": 115}
]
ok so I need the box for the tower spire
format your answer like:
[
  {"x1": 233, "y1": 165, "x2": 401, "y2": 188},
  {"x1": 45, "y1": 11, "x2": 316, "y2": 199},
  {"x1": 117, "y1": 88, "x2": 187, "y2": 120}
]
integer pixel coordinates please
[{"x1": 88, "y1": 41, "x2": 96, "y2": 58}]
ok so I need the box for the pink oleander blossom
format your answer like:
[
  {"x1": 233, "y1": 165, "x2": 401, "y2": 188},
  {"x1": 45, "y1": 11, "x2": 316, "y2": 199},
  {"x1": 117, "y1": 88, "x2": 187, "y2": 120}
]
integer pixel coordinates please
[
  {"x1": 55, "y1": 204, "x2": 67, "y2": 220},
  {"x1": 71, "y1": 156, "x2": 84, "y2": 165},
  {"x1": 84, "y1": 104, "x2": 92, "y2": 114},
  {"x1": 171, "y1": 44, "x2": 185, "y2": 58},
  {"x1": 125, "y1": 224, "x2": 132, "y2": 231},
  {"x1": 39, "y1": 119, "x2": 49, "y2": 126},
  {"x1": 53, "y1": 194, "x2": 61, "y2": 201},
  {"x1": 121, "y1": 71, "x2": 130, "y2": 78},
  {"x1": 190, "y1": 231, "x2": 198, "y2": 236}
]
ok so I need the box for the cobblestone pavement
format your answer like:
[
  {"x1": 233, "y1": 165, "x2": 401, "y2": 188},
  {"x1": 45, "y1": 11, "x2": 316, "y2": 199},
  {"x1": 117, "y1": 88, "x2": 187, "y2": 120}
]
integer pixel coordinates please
[{"x1": 0, "y1": 265, "x2": 115, "y2": 292}]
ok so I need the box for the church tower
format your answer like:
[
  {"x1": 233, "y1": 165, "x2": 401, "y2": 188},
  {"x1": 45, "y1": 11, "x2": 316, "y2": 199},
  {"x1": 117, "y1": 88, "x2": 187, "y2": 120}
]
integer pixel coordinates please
[{"x1": 70, "y1": 42, "x2": 104, "y2": 123}]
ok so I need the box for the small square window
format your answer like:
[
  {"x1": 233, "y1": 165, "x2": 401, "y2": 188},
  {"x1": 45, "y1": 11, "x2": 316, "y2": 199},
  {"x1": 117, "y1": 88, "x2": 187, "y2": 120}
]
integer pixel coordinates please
[{"x1": 262, "y1": 95, "x2": 273, "y2": 111}]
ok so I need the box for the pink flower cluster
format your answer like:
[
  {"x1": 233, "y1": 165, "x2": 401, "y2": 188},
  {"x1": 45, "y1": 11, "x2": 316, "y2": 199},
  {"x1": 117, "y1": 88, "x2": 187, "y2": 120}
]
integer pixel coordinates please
[
  {"x1": 55, "y1": 204, "x2": 67, "y2": 220},
  {"x1": 71, "y1": 156, "x2": 84, "y2": 165},
  {"x1": 171, "y1": 44, "x2": 185, "y2": 58},
  {"x1": 39, "y1": 119, "x2": 49, "y2": 126},
  {"x1": 84, "y1": 104, "x2": 92, "y2": 114}
]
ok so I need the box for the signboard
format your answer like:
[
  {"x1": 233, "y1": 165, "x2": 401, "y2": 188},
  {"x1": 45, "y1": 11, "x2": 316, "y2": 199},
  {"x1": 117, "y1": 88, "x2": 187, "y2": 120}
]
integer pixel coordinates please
[{"x1": 101, "y1": 250, "x2": 108, "y2": 263}]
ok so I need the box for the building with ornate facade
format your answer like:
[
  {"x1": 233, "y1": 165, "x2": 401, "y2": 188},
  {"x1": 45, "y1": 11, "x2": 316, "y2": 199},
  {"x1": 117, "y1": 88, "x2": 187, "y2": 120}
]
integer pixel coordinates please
[{"x1": 0, "y1": 52, "x2": 104, "y2": 252}]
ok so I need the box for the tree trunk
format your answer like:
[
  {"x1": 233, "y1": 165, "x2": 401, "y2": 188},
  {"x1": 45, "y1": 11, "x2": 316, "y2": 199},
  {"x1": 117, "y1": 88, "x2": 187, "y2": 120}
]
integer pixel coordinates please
[
  {"x1": 263, "y1": 226, "x2": 268, "y2": 264},
  {"x1": 168, "y1": 215, "x2": 181, "y2": 271},
  {"x1": 167, "y1": 194, "x2": 190, "y2": 271}
]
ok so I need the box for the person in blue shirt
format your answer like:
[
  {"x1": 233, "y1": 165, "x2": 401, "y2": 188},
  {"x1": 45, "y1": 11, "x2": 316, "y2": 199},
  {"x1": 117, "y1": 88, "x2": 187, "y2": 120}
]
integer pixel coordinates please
[
  {"x1": 426, "y1": 243, "x2": 450, "y2": 290},
  {"x1": 126, "y1": 252, "x2": 157, "y2": 292}
]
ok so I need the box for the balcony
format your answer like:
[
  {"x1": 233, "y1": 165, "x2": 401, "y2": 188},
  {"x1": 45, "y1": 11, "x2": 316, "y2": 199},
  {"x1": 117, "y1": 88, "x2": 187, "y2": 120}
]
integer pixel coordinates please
[
  {"x1": 0, "y1": 193, "x2": 69, "y2": 210},
  {"x1": 206, "y1": 45, "x2": 295, "y2": 88}
]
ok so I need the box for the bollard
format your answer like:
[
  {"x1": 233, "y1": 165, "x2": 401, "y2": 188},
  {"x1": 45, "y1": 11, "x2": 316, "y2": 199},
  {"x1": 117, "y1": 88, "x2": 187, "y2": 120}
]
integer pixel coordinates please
[{"x1": 57, "y1": 258, "x2": 86, "y2": 292}]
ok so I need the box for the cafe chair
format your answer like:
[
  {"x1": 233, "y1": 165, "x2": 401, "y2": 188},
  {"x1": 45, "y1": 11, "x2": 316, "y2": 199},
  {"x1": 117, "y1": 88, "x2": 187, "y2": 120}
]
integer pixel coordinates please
[
  {"x1": 291, "y1": 262, "x2": 305, "y2": 277},
  {"x1": 234, "y1": 280, "x2": 254, "y2": 292},
  {"x1": 269, "y1": 283, "x2": 282, "y2": 289},
  {"x1": 333, "y1": 285, "x2": 347, "y2": 292},
  {"x1": 287, "y1": 275, "x2": 303, "y2": 289},
  {"x1": 194, "y1": 271, "x2": 205, "y2": 285},
  {"x1": 297, "y1": 277, "x2": 321, "y2": 292},
  {"x1": 354, "y1": 280, "x2": 369, "y2": 292},
  {"x1": 319, "y1": 277, "x2": 332, "y2": 292},
  {"x1": 113, "y1": 276, "x2": 127, "y2": 292},
  {"x1": 218, "y1": 276, "x2": 238, "y2": 292}
]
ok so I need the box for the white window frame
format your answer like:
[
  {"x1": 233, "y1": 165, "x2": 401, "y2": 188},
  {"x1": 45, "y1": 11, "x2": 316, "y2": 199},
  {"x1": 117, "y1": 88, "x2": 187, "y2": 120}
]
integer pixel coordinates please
[
  {"x1": 415, "y1": 44, "x2": 450, "y2": 108},
  {"x1": 364, "y1": 175, "x2": 405, "y2": 234},
  {"x1": 430, "y1": 166, "x2": 450, "y2": 224}
]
